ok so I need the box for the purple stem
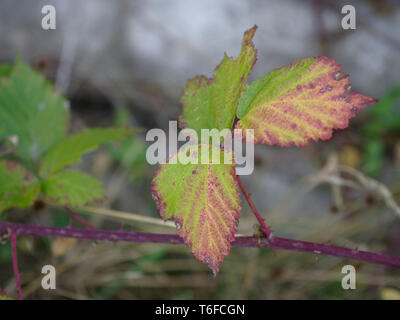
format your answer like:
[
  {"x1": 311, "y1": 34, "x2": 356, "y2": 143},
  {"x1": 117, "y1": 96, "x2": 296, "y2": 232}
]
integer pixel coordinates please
[
  {"x1": 65, "y1": 206, "x2": 96, "y2": 230},
  {"x1": 1, "y1": 221, "x2": 400, "y2": 268},
  {"x1": 10, "y1": 231, "x2": 23, "y2": 300},
  {"x1": 236, "y1": 175, "x2": 272, "y2": 239}
]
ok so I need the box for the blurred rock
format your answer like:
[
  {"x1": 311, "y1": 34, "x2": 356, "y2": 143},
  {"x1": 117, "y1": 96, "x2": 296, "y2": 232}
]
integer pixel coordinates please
[{"x1": 1, "y1": 0, "x2": 399, "y2": 98}]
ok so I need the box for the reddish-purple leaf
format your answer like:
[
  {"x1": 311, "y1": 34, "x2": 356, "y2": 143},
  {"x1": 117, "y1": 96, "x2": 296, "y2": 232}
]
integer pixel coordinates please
[
  {"x1": 236, "y1": 56, "x2": 378, "y2": 146},
  {"x1": 151, "y1": 145, "x2": 241, "y2": 275}
]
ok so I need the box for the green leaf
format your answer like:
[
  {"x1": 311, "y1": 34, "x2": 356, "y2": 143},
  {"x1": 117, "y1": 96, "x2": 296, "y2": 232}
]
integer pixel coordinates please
[
  {"x1": 362, "y1": 139, "x2": 385, "y2": 177},
  {"x1": 236, "y1": 56, "x2": 378, "y2": 146},
  {"x1": 40, "y1": 127, "x2": 135, "y2": 177},
  {"x1": 109, "y1": 136, "x2": 150, "y2": 183},
  {"x1": 151, "y1": 144, "x2": 241, "y2": 275},
  {"x1": 0, "y1": 160, "x2": 40, "y2": 213},
  {"x1": 361, "y1": 85, "x2": 400, "y2": 176},
  {"x1": 365, "y1": 85, "x2": 400, "y2": 134},
  {"x1": 179, "y1": 25, "x2": 258, "y2": 133},
  {"x1": 42, "y1": 170, "x2": 106, "y2": 207},
  {"x1": 0, "y1": 60, "x2": 70, "y2": 160},
  {"x1": 0, "y1": 64, "x2": 13, "y2": 78}
]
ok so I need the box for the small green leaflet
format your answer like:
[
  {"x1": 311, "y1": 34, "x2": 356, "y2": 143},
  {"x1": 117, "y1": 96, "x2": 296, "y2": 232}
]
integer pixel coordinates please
[
  {"x1": 179, "y1": 25, "x2": 258, "y2": 134},
  {"x1": 42, "y1": 170, "x2": 106, "y2": 207},
  {"x1": 236, "y1": 56, "x2": 377, "y2": 146},
  {"x1": 39, "y1": 127, "x2": 134, "y2": 206},
  {"x1": 0, "y1": 160, "x2": 40, "y2": 213},
  {"x1": 0, "y1": 59, "x2": 70, "y2": 160},
  {"x1": 40, "y1": 127, "x2": 135, "y2": 177}
]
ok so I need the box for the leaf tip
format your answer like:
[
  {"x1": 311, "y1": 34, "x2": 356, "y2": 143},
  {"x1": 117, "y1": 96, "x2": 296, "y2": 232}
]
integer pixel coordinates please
[
  {"x1": 204, "y1": 257, "x2": 218, "y2": 277},
  {"x1": 243, "y1": 24, "x2": 258, "y2": 40}
]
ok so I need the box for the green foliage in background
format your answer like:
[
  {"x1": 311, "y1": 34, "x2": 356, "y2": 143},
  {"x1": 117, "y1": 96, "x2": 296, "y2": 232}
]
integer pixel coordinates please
[
  {"x1": 0, "y1": 59, "x2": 134, "y2": 214},
  {"x1": 362, "y1": 85, "x2": 400, "y2": 176},
  {"x1": 108, "y1": 107, "x2": 150, "y2": 184}
]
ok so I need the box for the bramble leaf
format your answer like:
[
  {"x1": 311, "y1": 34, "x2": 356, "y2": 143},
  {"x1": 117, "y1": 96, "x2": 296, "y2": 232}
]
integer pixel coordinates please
[
  {"x1": 42, "y1": 170, "x2": 106, "y2": 207},
  {"x1": 0, "y1": 60, "x2": 70, "y2": 160},
  {"x1": 180, "y1": 25, "x2": 258, "y2": 133},
  {"x1": 0, "y1": 160, "x2": 40, "y2": 213},
  {"x1": 236, "y1": 56, "x2": 378, "y2": 146},
  {"x1": 151, "y1": 144, "x2": 241, "y2": 275},
  {"x1": 40, "y1": 127, "x2": 135, "y2": 177}
]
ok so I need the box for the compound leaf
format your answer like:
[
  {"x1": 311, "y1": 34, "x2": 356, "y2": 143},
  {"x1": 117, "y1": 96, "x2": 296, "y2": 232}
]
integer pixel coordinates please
[
  {"x1": 236, "y1": 56, "x2": 378, "y2": 146},
  {"x1": 180, "y1": 25, "x2": 258, "y2": 133},
  {"x1": 0, "y1": 59, "x2": 70, "y2": 160},
  {"x1": 42, "y1": 170, "x2": 106, "y2": 207},
  {"x1": 0, "y1": 160, "x2": 40, "y2": 213},
  {"x1": 40, "y1": 127, "x2": 135, "y2": 177},
  {"x1": 151, "y1": 144, "x2": 241, "y2": 275}
]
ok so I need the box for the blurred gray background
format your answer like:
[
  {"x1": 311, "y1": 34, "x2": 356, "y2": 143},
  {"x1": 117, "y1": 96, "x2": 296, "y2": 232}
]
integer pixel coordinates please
[{"x1": 1, "y1": 0, "x2": 399, "y2": 97}]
